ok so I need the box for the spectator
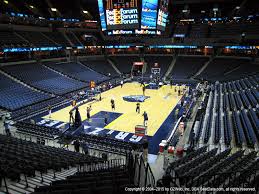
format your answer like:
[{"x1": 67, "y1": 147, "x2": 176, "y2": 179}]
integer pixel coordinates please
[
  {"x1": 74, "y1": 139, "x2": 80, "y2": 152},
  {"x1": 4, "y1": 121, "x2": 11, "y2": 136}
]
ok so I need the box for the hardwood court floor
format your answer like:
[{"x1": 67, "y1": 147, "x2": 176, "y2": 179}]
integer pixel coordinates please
[{"x1": 44, "y1": 82, "x2": 185, "y2": 136}]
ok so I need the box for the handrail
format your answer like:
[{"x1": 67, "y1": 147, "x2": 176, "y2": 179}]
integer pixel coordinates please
[
  {"x1": 166, "y1": 116, "x2": 182, "y2": 144},
  {"x1": 146, "y1": 162, "x2": 156, "y2": 186}
]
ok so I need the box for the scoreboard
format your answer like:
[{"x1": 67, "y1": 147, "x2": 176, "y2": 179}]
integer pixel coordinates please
[
  {"x1": 106, "y1": 8, "x2": 139, "y2": 30},
  {"x1": 157, "y1": 0, "x2": 169, "y2": 30},
  {"x1": 141, "y1": 0, "x2": 158, "y2": 29},
  {"x1": 98, "y1": 0, "x2": 169, "y2": 34},
  {"x1": 105, "y1": 0, "x2": 139, "y2": 30}
]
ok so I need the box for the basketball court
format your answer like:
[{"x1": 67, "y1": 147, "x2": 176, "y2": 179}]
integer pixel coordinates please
[
  {"x1": 42, "y1": 82, "x2": 184, "y2": 132},
  {"x1": 33, "y1": 60, "x2": 188, "y2": 154}
]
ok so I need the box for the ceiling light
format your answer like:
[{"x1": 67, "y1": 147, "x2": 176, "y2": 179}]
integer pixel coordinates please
[
  {"x1": 83, "y1": 10, "x2": 88, "y2": 14},
  {"x1": 236, "y1": 6, "x2": 240, "y2": 9},
  {"x1": 4, "y1": 0, "x2": 8, "y2": 4},
  {"x1": 29, "y1": 5, "x2": 34, "y2": 9},
  {"x1": 51, "y1": 8, "x2": 57, "y2": 12},
  {"x1": 201, "y1": 10, "x2": 205, "y2": 13}
]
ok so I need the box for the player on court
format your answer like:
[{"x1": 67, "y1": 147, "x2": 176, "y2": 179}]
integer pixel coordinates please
[
  {"x1": 142, "y1": 85, "x2": 146, "y2": 96},
  {"x1": 143, "y1": 111, "x2": 148, "y2": 126},
  {"x1": 136, "y1": 103, "x2": 140, "y2": 114},
  {"x1": 111, "y1": 99, "x2": 115, "y2": 111}
]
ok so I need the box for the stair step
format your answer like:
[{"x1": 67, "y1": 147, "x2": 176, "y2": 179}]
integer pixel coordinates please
[
  {"x1": 41, "y1": 174, "x2": 63, "y2": 181},
  {"x1": 31, "y1": 176, "x2": 52, "y2": 184},
  {"x1": 8, "y1": 184, "x2": 31, "y2": 194},
  {"x1": 57, "y1": 168, "x2": 77, "y2": 177},
  {"x1": 26, "y1": 178, "x2": 47, "y2": 187},
  {"x1": 2, "y1": 188, "x2": 22, "y2": 194},
  {"x1": 16, "y1": 180, "x2": 37, "y2": 190},
  {"x1": 13, "y1": 182, "x2": 35, "y2": 192}
]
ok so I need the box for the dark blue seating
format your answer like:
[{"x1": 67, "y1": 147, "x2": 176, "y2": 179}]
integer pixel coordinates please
[
  {"x1": 109, "y1": 56, "x2": 140, "y2": 74},
  {"x1": 2, "y1": 63, "x2": 86, "y2": 95},
  {"x1": 224, "y1": 113, "x2": 232, "y2": 145},
  {"x1": 203, "y1": 112, "x2": 212, "y2": 144},
  {"x1": 198, "y1": 58, "x2": 258, "y2": 81},
  {"x1": 0, "y1": 73, "x2": 50, "y2": 110},
  {"x1": 213, "y1": 112, "x2": 220, "y2": 144},
  {"x1": 46, "y1": 62, "x2": 108, "y2": 83},
  {"x1": 239, "y1": 79, "x2": 247, "y2": 89},
  {"x1": 171, "y1": 56, "x2": 209, "y2": 79},
  {"x1": 0, "y1": 134, "x2": 102, "y2": 182},
  {"x1": 246, "y1": 90, "x2": 257, "y2": 107},
  {"x1": 240, "y1": 110, "x2": 256, "y2": 147},
  {"x1": 234, "y1": 93, "x2": 243, "y2": 110},
  {"x1": 232, "y1": 111, "x2": 245, "y2": 147},
  {"x1": 81, "y1": 59, "x2": 118, "y2": 77},
  {"x1": 248, "y1": 109, "x2": 259, "y2": 136},
  {"x1": 195, "y1": 115, "x2": 204, "y2": 143},
  {"x1": 240, "y1": 91, "x2": 251, "y2": 108}
]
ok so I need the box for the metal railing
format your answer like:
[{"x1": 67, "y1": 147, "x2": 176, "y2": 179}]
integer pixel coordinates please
[{"x1": 133, "y1": 154, "x2": 156, "y2": 188}]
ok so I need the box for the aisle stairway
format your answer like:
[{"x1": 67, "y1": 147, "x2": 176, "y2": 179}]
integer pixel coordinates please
[{"x1": 1, "y1": 167, "x2": 78, "y2": 194}]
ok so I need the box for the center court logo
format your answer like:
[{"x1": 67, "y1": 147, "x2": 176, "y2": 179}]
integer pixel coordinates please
[{"x1": 123, "y1": 95, "x2": 150, "y2": 102}]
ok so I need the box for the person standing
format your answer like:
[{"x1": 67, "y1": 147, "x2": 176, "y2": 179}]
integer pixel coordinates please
[
  {"x1": 170, "y1": 79, "x2": 173, "y2": 89},
  {"x1": 140, "y1": 80, "x2": 145, "y2": 87},
  {"x1": 136, "y1": 102, "x2": 140, "y2": 114},
  {"x1": 142, "y1": 85, "x2": 146, "y2": 96},
  {"x1": 181, "y1": 98, "x2": 184, "y2": 107},
  {"x1": 143, "y1": 111, "x2": 148, "y2": 126},
  {"x1": 86, "y1": 105, "x2": 92, "y2": 120},
  {"x1": 111, "y1": 99, "x2": 115, "y2": 111},
  {"x1": 189, "y1": 130, "x2": 196, "y2": 149},
  {"x1": 120, "y1": 80, "x2": 124, "y2": 88},
  {"x1": 4, "y1": 121, "x2": 11, "y2": 136},
  {"x1": 175, "y1": 108, "x2": 179, "y2": 120},
  {"x1": 178, "y1": 89, "x2": 181, "y2": 96},
  {"x1": 74, "y1": 139, "x2": 80, "y2": 152}
]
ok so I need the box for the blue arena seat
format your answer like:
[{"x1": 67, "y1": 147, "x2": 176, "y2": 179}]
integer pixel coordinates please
[
  {"x1": 2, "y1": 63, "x2": 86, "y2": 95},
  {"x1": 0, "y1": 73, "x2": 51, "y2": 110}
]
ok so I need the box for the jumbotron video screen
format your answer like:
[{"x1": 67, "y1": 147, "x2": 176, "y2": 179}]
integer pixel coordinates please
[{"x1": 98, "y1": 0, "x2": 169, "y2": 35}]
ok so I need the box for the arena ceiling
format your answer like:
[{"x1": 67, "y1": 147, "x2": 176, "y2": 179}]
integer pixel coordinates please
[{"x1": 1, "y1": 0, "x2": 258, "y2": 20}]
